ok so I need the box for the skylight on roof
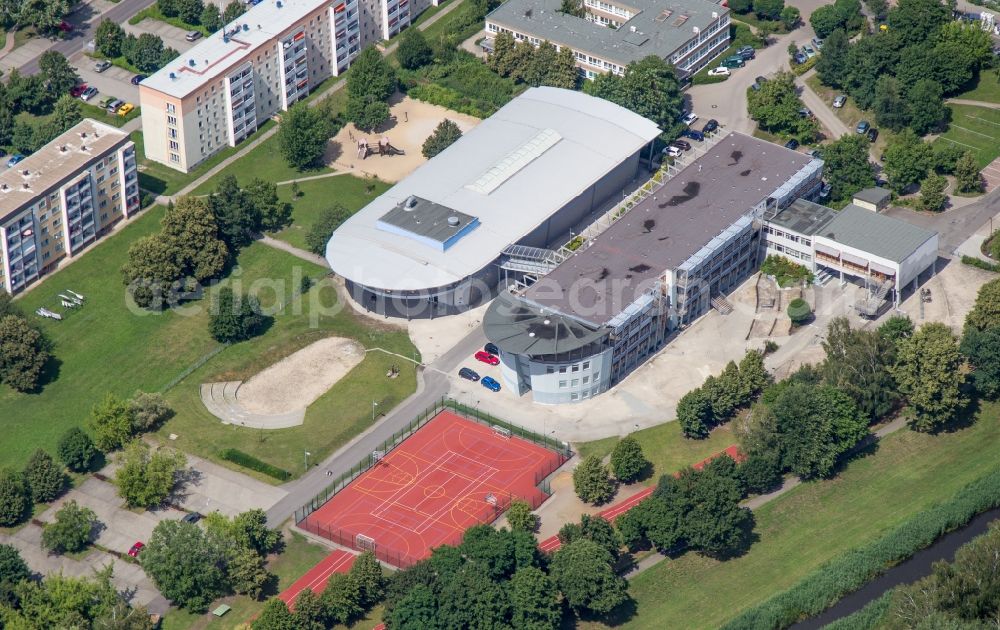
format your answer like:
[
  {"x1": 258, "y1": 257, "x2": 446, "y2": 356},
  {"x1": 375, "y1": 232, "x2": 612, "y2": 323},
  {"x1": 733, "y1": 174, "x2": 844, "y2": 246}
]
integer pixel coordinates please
[{"x1": 465, "y1": 128, "x2": 562, "y2": 195}]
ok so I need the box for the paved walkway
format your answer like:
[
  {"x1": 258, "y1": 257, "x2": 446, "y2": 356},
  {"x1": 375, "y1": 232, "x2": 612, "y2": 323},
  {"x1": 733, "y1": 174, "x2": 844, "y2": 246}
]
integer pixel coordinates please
[
  {"x1": 0, "y1": 29, "x2": 14, "y2": 57},
  {"x1": 796, "y1": 68, "x2": 851, "y2": 140},
  {"x1": 259, "y1": 235, "x2": 328, "y2": 267},
  {"x1": 276, "y1": 170, "x2": 356, "y2": 186},
  {"x1": 947, "y1": 98, "x2": 1000, "y2": 110}
]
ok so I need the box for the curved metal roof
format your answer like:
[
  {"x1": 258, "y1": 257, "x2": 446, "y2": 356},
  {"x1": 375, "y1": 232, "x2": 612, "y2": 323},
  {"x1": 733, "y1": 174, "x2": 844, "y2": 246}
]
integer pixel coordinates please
[{"x1": 483, "y1": 291, "x2": 609, "y2": 356}]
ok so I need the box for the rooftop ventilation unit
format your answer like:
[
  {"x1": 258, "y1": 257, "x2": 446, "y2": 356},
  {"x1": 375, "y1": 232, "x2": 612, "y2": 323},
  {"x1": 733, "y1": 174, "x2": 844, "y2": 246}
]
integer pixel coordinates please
[
  {"x1": 243, "y1": 23, "x2": 249, "y2": 30},
  {"x1": 404, "y1": 195, "x2": 418, "y2": 210},
  {"x1": 693, "y1": 26, "x2": 700, "y2": 33},
  {"x1": 169, "y1": 72, "x2": 176, "y2": 79},
  {"x1": 447, "y1": 216, "x2": 460, "y2": 227},
  {"x1": 188, "y1": 59, "x2": 196, "y2": 66},
  {"x1": 712, "y1": 11, "x2": 718, "y2": 18},
  {"x1": 276, "y1": 0, "x2": 282, "y2": 7}
]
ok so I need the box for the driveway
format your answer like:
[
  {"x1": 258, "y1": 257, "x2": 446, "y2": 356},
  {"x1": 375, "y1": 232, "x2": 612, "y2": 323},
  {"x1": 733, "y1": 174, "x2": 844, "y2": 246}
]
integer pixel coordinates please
[
  {"x1": 126, "y1": 18, "x2": 197, "y2": 55},
  {"x1": 73, "y1": 52, "x2": 142, "y2": 105},
  {"x1": 796, "y1": 69, "x2": 851, "y2": 140},
  {"x1": 885, "y1": 189, "x2": 1000, "y2": 255},
  {"x1": 170, "y1": 450, "x2": 289, "y2": 518}
]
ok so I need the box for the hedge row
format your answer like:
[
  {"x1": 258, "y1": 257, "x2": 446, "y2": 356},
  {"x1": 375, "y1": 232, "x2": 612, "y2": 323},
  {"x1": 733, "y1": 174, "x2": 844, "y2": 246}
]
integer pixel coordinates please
[
  {"x1": 721, "y1": 466, "x2": 1000, "y2": 630},
  {"x1": 406, "y1": 83, "x2": 493, "y2": 119},
  {"x1": 962, "y1": 255, "x2": 1000, "y2": 273},
  {"x1": 219, "y1": 448, "x2": 291, "y2": 481}
]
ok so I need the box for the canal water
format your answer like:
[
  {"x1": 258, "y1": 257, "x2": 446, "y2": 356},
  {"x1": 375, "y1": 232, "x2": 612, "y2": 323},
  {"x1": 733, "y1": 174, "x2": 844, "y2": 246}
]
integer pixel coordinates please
[{"x1": 790, "y1": 508, "x2": 1000, "y2": 629}]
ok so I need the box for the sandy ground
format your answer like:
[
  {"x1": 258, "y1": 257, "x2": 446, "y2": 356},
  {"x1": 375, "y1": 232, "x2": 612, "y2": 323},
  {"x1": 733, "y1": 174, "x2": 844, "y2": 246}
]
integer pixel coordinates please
[
  {"x1": 238, "y1": 337, "x2": 365, "y2": 414},
  {"x1": 324, "y1": 94, "x2": 481, "y2": 183}
]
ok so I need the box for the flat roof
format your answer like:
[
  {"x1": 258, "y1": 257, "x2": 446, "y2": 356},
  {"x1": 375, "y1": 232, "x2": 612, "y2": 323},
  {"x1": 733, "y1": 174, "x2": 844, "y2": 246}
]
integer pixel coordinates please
[
  {"x1": 853, "y1": 187, "x2": 891, "y2": 205},
  {"x1": 487, "y1": 0, "x2": 727, "y2": 67},
  {"x1": 815, "y1": 204, "x2": 937, "y2": 263},
  {"x1": 483, "y1": 291, "x2": 608, "y2": 356},
  {"x1": 524, "y1": 132, "x2": 812, "y2": 325},
  {"x1": 768, "y1": 198, "x2": 836, "y2": 236},
  {"x1": 0, "y1": 119, "x2": 129, "y2": 222},
  {"x1": 325, "y1": 87, "x2": 662, "y2": 291},
  {"x1": 142, "y1": 0, "x2": 326, "y2": 98},
  {"x1": 376, "y1": 196, "x2": 479, "y2": 250}
]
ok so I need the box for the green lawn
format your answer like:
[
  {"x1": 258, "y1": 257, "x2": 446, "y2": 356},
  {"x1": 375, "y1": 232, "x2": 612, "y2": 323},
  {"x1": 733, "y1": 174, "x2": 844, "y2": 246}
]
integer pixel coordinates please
[
  {"x1": 80, "y1": 102, "x2": 141, "y2": 127},
  {"x1": 269, "y1": 175, "x2": 390, "y2": 251},
  {"x1": 188, "y1": 135, "x2": 328, "y2": 195},
  {"x1": 576, "y1": 421, "x2": 738, "y2": 482},
  {"x1": 956, "y1": 70, "x2": 1000, "y2": 104},
  {"x1": 586, "y1": 403, "x2": 1000, "y2": 629},
  {"x1": 129, "y1": 5, "x2": 210, "y2": 36},
  {"x1": 934, "y1": 104, "x2": 1000, "y2": 168}
]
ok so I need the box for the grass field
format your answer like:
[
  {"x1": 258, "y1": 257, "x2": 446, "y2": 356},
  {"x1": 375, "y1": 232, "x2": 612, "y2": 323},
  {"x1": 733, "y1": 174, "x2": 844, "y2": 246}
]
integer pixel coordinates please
[
  {"x1": 582, "y1": 403, "x2": 1000, "y2": 629},
  {"x1": 269, "y1": 175, "x2": 391, "y2": 251},
  {"x1": 934, "y1": 104, "x2": 1000, "y2": 168},
  {"x1": 128, "y1": 5, "x2": 209, "y2": 36},
  {"x1": 956, "y1": 70, "x2": 1000, "y2": 104}
]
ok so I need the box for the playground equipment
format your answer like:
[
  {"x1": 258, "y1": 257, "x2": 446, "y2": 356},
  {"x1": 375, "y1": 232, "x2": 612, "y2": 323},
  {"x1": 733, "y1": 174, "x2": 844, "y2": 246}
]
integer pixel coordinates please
[
  {"x1": 36, "y1": 307, "x2": 62, "y2": 321},
  {"x1": 356, "y1": 136, "x2": 405, "y2": 160}
]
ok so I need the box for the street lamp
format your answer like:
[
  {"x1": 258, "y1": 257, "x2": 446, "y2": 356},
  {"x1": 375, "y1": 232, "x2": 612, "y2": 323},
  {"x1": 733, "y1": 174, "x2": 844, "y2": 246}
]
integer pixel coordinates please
[
  {"x1": 304, "y1": 450, "x2": 311, "y2": 470},
  {"x1": 372, "y1": 400, "x2": 379, "y2": 423}
]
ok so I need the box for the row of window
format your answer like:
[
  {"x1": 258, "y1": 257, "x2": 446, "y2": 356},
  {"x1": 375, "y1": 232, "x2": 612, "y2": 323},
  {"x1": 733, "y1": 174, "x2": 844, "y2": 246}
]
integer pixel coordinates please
[
  {"x1": 557, "y1": 373, "x2": 600, "y2": 388},
  {"x1": 545, "y1": 360, "x2": 592, "y2": 374},
  {"x1": 764, "y1": 225, "x2": 812, "y2": 246}
]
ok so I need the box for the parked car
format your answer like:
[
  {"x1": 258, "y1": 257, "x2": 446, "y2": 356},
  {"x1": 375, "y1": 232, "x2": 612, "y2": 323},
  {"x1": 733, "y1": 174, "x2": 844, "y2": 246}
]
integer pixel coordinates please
[
  {"x1": 812, "y1": 37, "x2": 824, "y2": 49},
  {"x1": 819, "y1": 182, "x2": 832, "y2": 198},
  {"x1": 94, "y1": 60, "x2": 112, "y2": 73},
  {"x1": 185, "y1": 30, "x2": 202, "y2": 42},
  {"x1": 665, "y1": 145, "x2": 683, "y2": 158},
  {"x1": 803, "y1": 45, "x2": 816, "y2": 58},
  {"x1": 798, "y1": 107, "x2": 813, "y2": 118},
  {"x1": 70, "y1": 83, "x2": 87, "y2": 97},
  {"x1": 117, "y1": 103, "x2": 135, "y2": 116},
  {"x1": 722, "y1": 55, "x2": 745, "y2": 68},
  {"x1": 856, "y1": 120, "x2": 871, "y2": 134},
  {"x1": 750, "y1": 81, "x2": 761, "y2": 91},
  {"x1": 459, "y1": 367, "x2": 480, "y2": 382},
  {"x1": 58, "y1": 20, "x2": 73, "y2": 32},
  {"x1": 809, "y1": 149, "x2": 822, "y2": 159},
  {"x1": 484, "y1": 343, "x2": 500, "y2": 356},
  {"x1": 80, "y1": 87, "x2": 98, "y2": 101},
  {"x1": 6, "y1": 154, "x2": 25, "y2": 168},
  {"x1": 866, "y1": 127, "x2": 879, "y2": 142},
  {"x1": 793, "y1": 52, "x2": 808, "y2": 64},
  {"x1": 702, "y1": 119, "x2": 719, "y2": 133},
  {"x1": 833, "y1": 95, "x2": 847, "y2": 108},
  {"x1": 755, "y1": 76, "x2": 768, "y2": 85},
  {"x1": 182, "y1": 512, "x2": 202, "y2": 524},
  {"x1": 127, "y1": 542, "x2": 144, "y2": 558},
  {"x1": 474, "y1": 350, "x2": 499, "y2": 366},
  {"x1": 481, "y1": 376, "x2": 501, "y2": 392},
  {"x1": 671, "y1": 139, "x2": 691, "y2": 151},
  {"x1": 106, "y1": 99, "x2": 124, "y2": 113},
  {"x1": 131, "y1": 74, "x2": 146, "y2": 85},
  {"x1": 682, "y1": 128, "x2": 704, "y2": 141},
  {"x1": 737, "y1": 45, "x2": 755, "y2": 60},
  {"x1": 784, "y1": 139, "x2": 800, "y2": 150},
  {"x1": 682, "y1": 112, "x2": 698, "y2": 126},
  {"x1": 708, "y1": 66, "x2": 730, "y2": 77}
]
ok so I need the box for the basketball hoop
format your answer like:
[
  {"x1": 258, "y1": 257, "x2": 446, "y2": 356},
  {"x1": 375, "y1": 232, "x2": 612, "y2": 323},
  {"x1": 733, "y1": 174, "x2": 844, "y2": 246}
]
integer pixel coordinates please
[{"x1": 355, "y1": 533, "x2": 376, "y2": 553}]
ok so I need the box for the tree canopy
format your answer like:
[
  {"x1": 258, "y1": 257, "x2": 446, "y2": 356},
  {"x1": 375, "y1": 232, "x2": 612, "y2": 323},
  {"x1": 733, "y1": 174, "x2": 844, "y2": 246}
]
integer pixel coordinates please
[
  {"x1": 114, "y1": 441, "x2": 186, "y2": 509},
  {"x1": 141, "y1": 520, "x2": 228, "y2": 612},
  {"x1": 821, "y1": 133, "x2": 874, "y2": 203},
  {"x1": 572, "y1": 455, "x2": 616, "y2": 504},
  {"x1": 747, "y1": 71, "x2": 817, "y2": 142},
  {"x1": 421, "y1": 119, "x2": 462, "y2": 158},
  {"x1": 278, "y1": 103, "x2": 335, "y2": 170},
  {"x1": 585, "y1": 55, "x2": 683, "y2": 134},
  {"x1": 346, "y1": 47, "x2": 397, "y2": 131},
  {"x1": 891, "y1": 322, "x2": 966, "y2": 432}
]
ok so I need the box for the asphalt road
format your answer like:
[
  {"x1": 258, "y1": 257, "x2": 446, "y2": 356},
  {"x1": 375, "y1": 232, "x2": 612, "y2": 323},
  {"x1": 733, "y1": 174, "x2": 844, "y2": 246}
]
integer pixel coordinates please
[
  {"x1": 885, "y1": 189, "x2": 1000, "y2": 255},
  {"x1": 20, "y1": 0, "x2": 157, "y2": 75},
  {"x1": 265, "y1": 322, "x2": 487, "y2": 527}
]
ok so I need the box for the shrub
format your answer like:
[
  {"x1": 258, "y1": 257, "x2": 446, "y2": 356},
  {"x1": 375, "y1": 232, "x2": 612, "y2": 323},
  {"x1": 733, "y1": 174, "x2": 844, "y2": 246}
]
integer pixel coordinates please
[
  {"x1": 721, "y1": 466, "x2": 1000, "y2": 630},
  {"x1": 505, "y1": 500, "x2": 538, "y2": 532},
  {"x1": 22, "y1": 449, "x2": 66, "y2": 504},
  {"x1": 421, "y1": 119, "x2": 462, "y2": 158},
  {"x1": 760, "y1": 254, "x2": 813, "y2": 287},
  {"x1": 128, "y1": 391, "x2": 173, "y2": 432},
  {"x1": 407, "y1": 83, "x2": 490, "y2": 119},
  {"x1": 57, "y1": 428, "x2": 98, "y2": 472},
  {"x1": 963, "y1": 255, "x2": 1000, "y2": 273},
  {"x1": 219, "y1": 449, "x2": 291, "y2": 481},
  {"x1": 0, "y1": 469, "x2": 29, "y2": 526},
  {"x1": 787, "y1": 298, "x2": 811, "y2": 324},
  {"x1": 209, "y1": 287, "x2": 264, "y2": 344},
  {"x1": 305, "y1": 204, "x2": 352, "y2": 256}
]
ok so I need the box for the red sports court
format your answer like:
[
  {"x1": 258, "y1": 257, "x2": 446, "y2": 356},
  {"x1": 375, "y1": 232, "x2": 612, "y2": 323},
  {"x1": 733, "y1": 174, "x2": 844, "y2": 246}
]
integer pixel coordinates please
[
  {"x1": 278, "y1": 549, "x2": 356, "y2": 609},
  {"x1": 299, "y1": 411, "x2": 566, "y2": 567}
]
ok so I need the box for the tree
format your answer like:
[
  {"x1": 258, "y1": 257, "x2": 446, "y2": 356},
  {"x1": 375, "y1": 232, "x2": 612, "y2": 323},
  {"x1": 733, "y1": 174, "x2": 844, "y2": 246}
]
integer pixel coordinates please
[
  {"x1": 865, "y1": 0, "x2": 887, "y2": 19},
  {"x1": 208, "y1": 287, "x2": 264, "y2": 344},
  {"x1": 845, "y1": 34, "x2": 901, "y2": 110},
  {"x1": 227, "y1": 546, "x2": 268, "y2": 598},
  {"x1": 547, "y1": 45, "x2": 579, "y2": 90},
  {"x1": 209, "y1": 175, "x2": 261, "y2": 249},
  {"x1": 770, "y1": 383, "x2": 869, "y2": 478},
  {"x1": 142, "y1": 520, "x2": 227, "y2": 612},
  {"x1": 254, "y1": 599, "x2": 296, "y2": 629},
  {"x1": 879, "y1": 314, "x2": 915, "y2": 345},
  {"x1": 752, "y1": 0, "x2": 783, "y2": 20},
  {"x1": 421, "y1": 118, "x2": 462, "y2": 158},
  {"x1": 349, "y1": 551, "x2": 384, "y2": 608},
  {"x1": 509, "y1": 566, "x2": 560, "y2": 630},
  {"x1": 738, "y1": 452, "x2": 782, "y2": 494},
  {"x1": 521, "y1": 41, "x2": 557, "y2": 87},
  {"x1": 57, "y1": 427, "x2": 97, "y2": 473},
  {"x1": 550, "y1": 539, "x2": 628, "y2": 614},
  {"x1": 816, "y1": 29, "x2": 850, "y2": 88},
  {"x1": 0, "y1": 314, "x2": 50, "y2": 392},
  {"x1": 738, "y1": 349, "x2": 771, "y2": 402},
  {"x1": 22, "y1": 449, "x2": 65, "y2": 503},
  {"x1": 88, "y1": 393, "x2": 134, "y2": 452},
  {"x1": 887, "y1": 0, "x2": 950, "y2": 46},
  {"x1": 747, "y1": 71, "x2": 817, "y2": 141},
  {"x1": 931, "y1": 142, "x2": 964, "y2": 175},
  {"x1": 158, "y1": 0, "x2": 179, "y2": 17},
  {"x1": 892, "y1": 322, "x2": 967, "y2": 432},
  {"x1": 6, "y1": 568, "x2": 124, "y2": 628},
  {"x1": 203, "y1": 508, "x2": 283, "y2": 556},
  {"x1": 965, "y1": 279, "x2": 1000, "y2": 333},
  {"x1": 0, "y1": 469, "x2": 28, "y2": 526},
  {"x1": 810, "y1": 5, "x2": 843, "y2": 39},
  {"x1": 397, "y1": 27, "x2": 433, "y2": 70},
  {"x1": 278, "y1": 102, "x2": 333, "y2": 170},
  {"x1": 0, "y1": 101, "x2": 14, "y2": 147},
  {"x1": 292, "y1": 588, "x2": 325, "y2": 630},
  {"x1": 51, "y1": 93, "x2": 82, "y2": 132},
  {"x1": 200, "y1": 3, "x2": 221, "y2": 31},
  {"x1": 95, "y1": 19, "x2": 125, "y2": 57},
  {"x1": 821, "y1": 317, "x2": 898, "y2": 422},
  {"x1": 883, "y1": 129, "x2": 932, "y2": 193},
  {"x1": 124, "y1": 33, "x2": 172, "y2": 73},
  {"x1": 960, "y1": 326, "x2": 1000, "y2": 399},
  {"x1": 39, "y1": 51, "x2": 78, "y2": 95},
  {"x1": 305, "y1": 203, "x2": 351, "y2": 255},
  {"x1": 787, "y1": 297, "x2": 811, "y2": 325},
  {"x1": 386, "y1": 584, "x2": 438, "y2": 629},
  {"x1": 128, "y1": 391, "x2": 172, "y2": 432},
  {"x1": 437, "y1": 565, "x2": 511, "y2": 628},
  {"x1": 905, "y1": 79, "x2": 948, "y2": 135},
  {"x1": 677, "y1": 387, "x2": 713, "y2": 438},
  {"x1": 682, "y1": 466, "x2": 754, "y2": 558},
  {"x1": 114, "y1": 441, "x2": 186, "y2": 509},
  {"x1": 320, "y1": 573, "x2": 363, "y2": 624},
  {"x1": 176, "y1": 0, "x2": 203, "y2": 25},
  {"x1": 933, "y1": 21, "x2": 993, "y2": 95},
  {"x1": 728, "y1": 0, "x2": 752, "y2": 12},
  {"x1": 779, "y1": 5, "x2": 799, "y2": 29},
  {"x1": 572, "y1": 455, "x2": 615, "y2": 504},
  {"x1": 222, "y1": 0, "x2": 244, "y2": 22},
  {"x1": 954, "y1": 151, "x2": 983, "y2": 193},
  {"x1": 41, "y1": 500, "x2": 97, "y2": 554},
  {"x1": 345, "y1": 47, "x2": 397, "y2": 130},
  {"x1": 872, "y1": 76, "x2": 908, "y2": 131},
  {"x1": 0, "y1": 543, "x2": 30, "y2": 596},
  {"x1": 585, "y1": 55, "x2": 683, "y2": 133},
  {"x1": 609, "y1": 436, "x2": 649, "y2": 483},
  {"x1": 918, "y1": 173, "x2": 948, "y2": 212},
  {"x1": 558, "y1": 0, "x2": 585, "y2": 17},
  {"x1": 505, "y1": 499, "x2": 538, "y2": 532}
]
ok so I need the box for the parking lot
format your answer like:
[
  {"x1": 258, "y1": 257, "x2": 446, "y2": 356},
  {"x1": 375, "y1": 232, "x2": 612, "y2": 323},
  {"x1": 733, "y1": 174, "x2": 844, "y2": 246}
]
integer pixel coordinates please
[
  {"x1": 125, "y1": 18, "x2": 197, "y2": 57},
  {"x1": 72, "y1": 52, "x2": 142, "y2": 107}
]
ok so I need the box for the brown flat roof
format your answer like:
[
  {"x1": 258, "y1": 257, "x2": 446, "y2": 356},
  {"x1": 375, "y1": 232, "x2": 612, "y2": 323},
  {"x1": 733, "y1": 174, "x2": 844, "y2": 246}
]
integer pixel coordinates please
[
  {"x1": 0, "y1": 119, "x2": 130, "y2": 222},
  {"x1": 524, "y1": 133, "x2": 811, "y2": 325}
]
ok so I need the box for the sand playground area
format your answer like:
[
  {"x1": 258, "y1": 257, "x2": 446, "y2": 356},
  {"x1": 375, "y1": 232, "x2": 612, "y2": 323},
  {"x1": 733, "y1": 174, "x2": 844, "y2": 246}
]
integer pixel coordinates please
[
  {"x1": 237, "y1": 337, "x2": 365, "y2": 415},
  {"x1": 324, "y1": 94, "x2": 481, "y2": 182}
]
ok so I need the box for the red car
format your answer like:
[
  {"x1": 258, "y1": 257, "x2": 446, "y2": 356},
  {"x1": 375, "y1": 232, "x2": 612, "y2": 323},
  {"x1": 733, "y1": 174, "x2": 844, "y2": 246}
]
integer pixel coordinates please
[
  {"x1": 58, "y1": 21, "x2": 73, "y2": 32},
  {"x1": 474, "y1": 351, "x2": 499, "y2": 366},
  {"x1": 70, "y1": 83, "x2": 87, "y2": 97},
  {"x1": 127, "y1": 542, "x2": 144, "y2": 558}
]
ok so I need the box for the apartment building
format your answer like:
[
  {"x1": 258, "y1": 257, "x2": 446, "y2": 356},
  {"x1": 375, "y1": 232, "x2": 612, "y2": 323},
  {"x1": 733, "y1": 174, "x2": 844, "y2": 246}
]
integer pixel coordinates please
[
  {"x1": 484, "y1": 0, "x2": 730, "y2": 79},
  {"x1": 0, "y1": 119, "x2": 138, "y2": 296},
  {"x1": 140, "y1": 0, "x2": 436, "y2": 173}
]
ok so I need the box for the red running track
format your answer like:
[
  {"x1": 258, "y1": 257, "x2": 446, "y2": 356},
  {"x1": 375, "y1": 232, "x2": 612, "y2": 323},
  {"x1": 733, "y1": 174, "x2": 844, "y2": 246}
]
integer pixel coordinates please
[
  {"x1": 278, "y1": 549, "x2": 356, "y2": 609},
  {"x1": 300, "y1": 411, "x2": 565, "y2": 568}
]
